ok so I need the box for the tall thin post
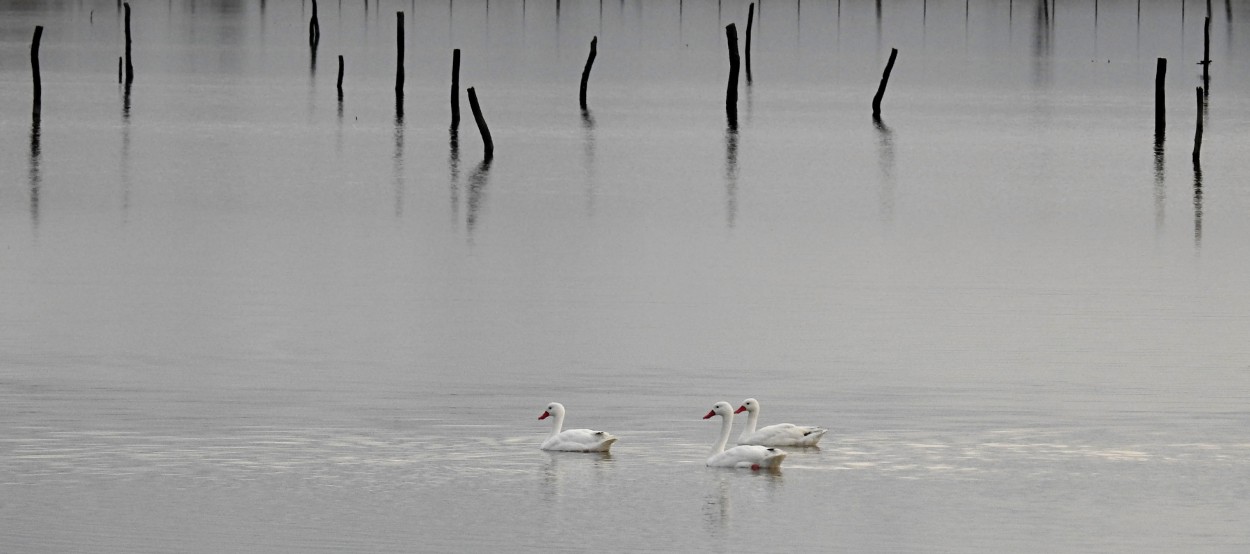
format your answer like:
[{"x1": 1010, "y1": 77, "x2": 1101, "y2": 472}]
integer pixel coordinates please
[
  {"x1": 746, "y1": 3, "x2": 754, "y2": 83},
  {"x1": 725, "y1": 23, "x2": 740, "y2": 124},
  {"x1": 124, "y1": 2, "x2": 134, "y2": 84},
  {"x1": 310, "y1": 0, "x2": 321, "y2": 47},
  {"x1": 1192, "y1": 87, "x2": 1204, "y2": 165},
  {"x1": 579, "y1": 37, "x2": 597, "y2": 110},
  {"x1": 872, "y1": 48, "x2": 898, "y2": 118},
  {"x1": 1202, "y1": 16, "x2": 1210, "y2": 94},
  {"x1": 31, "y1": 26, "x2": 43, "y2": 117},
  {"x1": 395, "y1": 12, "x2": 405, "y2": 95},
  {"x1": 451, "y1": 49, "x2": 462, "y2": 129},
  {"x1": 1154, "y1": 58, "x2": 1166, "y2": 135},
  {"x1": 467, "y1": 87, "x2": 494, "y2": 160},
  {"x1": 336, "y1": 55, "x2": 345, "y2": 94}
]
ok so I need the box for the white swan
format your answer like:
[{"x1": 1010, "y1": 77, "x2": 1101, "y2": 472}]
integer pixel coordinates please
[
  {"x1": 703, "y1": 401, "x2": 787, "y2": 470},
  {"x1": 538, "y1": 402, "x2": 618, "y2": 452},
  {"x1": 735, "y1": 398, "x2": 827, "y2": 447}
]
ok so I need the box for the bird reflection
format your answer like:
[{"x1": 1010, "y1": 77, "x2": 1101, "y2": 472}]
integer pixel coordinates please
[
  {"x1": 702, "y1": 472, "x2": 731, "y2": 531},
  {"x1": 874, "y1": 116, "x2": 895, "y2": 223},
  {"x1": 466, "y1": 158, "x2": 493, "y2": 237},
  {"x1": 28, "y1": 114, "x2": 42, "y2": 233},
  {"x1": 449, "y1": 129, "x2": 461, "y2": 226},
  {"x1": 724, "y1": 122, "x2": 739, "y2": 229},
  {"x1": 582, "y1": 108, "x2": 597, "y2": 216}
]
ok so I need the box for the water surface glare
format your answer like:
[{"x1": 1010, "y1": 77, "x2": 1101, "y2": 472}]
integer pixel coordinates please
[{"x1": 2, "y1": 0, "x2": 1250, "y2": 552}]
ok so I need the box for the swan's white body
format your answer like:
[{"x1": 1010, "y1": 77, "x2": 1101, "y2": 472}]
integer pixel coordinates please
[
  {"x1": 539, "y1": 402, "x2": 617, "y2": 452},
  {"x1": 703, "y1": 402, "x2": 787, "y2": 470},
  {"x1": 735, "y1": 398, "x2": 827, "y2": 447}
]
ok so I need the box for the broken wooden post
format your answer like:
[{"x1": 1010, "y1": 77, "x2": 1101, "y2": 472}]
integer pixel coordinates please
[
  {"x1": 725, "y1": 23, "x2": 740, "y2": 124},
  {"x1": 451, "y1": 49, "x2": 461, "y2": 129},
  {"x1": 395, "y1": 12, "x2": 405, "y2": 96},
  {"x1": 1201, "y1": 16, "x2": 1210, "y2": 93},
  {"x1": 310, "y1": 0, "x2": 321, "y2": 48},
  {"x1": 31, "y1": 26, "x2": 43, "y2": 117},
  {"x1": 1154, "y1": 58, "x2": 1166, "y2": 135},
  {"x1": 1192, "y1": 87, "x2": 1203, "y2": 165},
  {"x1": 746, "y1": 3, "x2": 754, "y2": 83},
  {"x1": 872, "y1": 48, "x2": 898, "y2": 118},
  {"x1": 579, "y1": 37, "x2": 597, "y2": 111},
  {"x1": 467, "y1": 87, "x2": 494, "y2": 160},
  {"x1": 336, "y1": 55, "x2": 344, "y2": 95},
  {"x1": 124, "y1": 2, "x2": 134, "y2": 84}
]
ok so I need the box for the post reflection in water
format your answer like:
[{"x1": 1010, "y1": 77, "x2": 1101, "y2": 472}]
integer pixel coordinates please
[
  {"x1": 873, "y1": 116, "x2": 895, "y2": 223},
  {"x1": 466, "y1": 158, "x2": 494, "y2": 238},
  {"x1": 581, "y1": 108, "x2": 597, "y2": 215},
  {"x1": 449, "y1": 129, "x2": 461, "y2": 226},
  {"x1": 724, "y1": 122, "x2": 739, "y2": 229},
  {"x1": 393, "y1": 95, "x2": 405, "y2": 218},
  {"x1": 28, "y1": 114, "x2": 42, "y2": 233},
  {"x1": 1193, "y1": 163, "x2": 1203, "y2": 249},
  {"x1": 1153, "y1": 131, "x2": 1165, "y2": 235},
  {"x1": 121, "y1": 84, "x2": 133, "y2": 218}
]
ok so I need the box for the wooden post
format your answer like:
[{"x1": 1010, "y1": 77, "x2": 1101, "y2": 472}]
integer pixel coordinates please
[
  {"x1": 451, "y1": 49, "x2": 461, "y2": 129},
  {"x1": 117, "y1": 57, "x2": 122, "y2": 84},
  {"x1": 872, "y1": 48, "x2": 898, "y2": 118},
  {"x1": 310, "y1": 0, "x2": 321, "y2": 48},
  {"x1": 1154, "y1": 58, "x2": 1166, "y2": 135},
  {"x1": 1202, "y1": 16, "x2": 1210, "y2": 93},
  {"x1": 579, "y1": 37, "x2": 598, "y2": 110},
  {"x1": 395, "y1": 12, "x2": 405, "y2": 95},
  {"x1": 725, "y1": 24, "x2": 740, "y2": 123},
  {"x1": 124, "y1": 2, "x2": 134, "y2": 84},
  {"x1": 336, "y1": 55, "x2": 344, "y2": 94},
  {"x1": 31, "y1": 26, "x2": 43, "y2": 117},
  {"x1": 467, "y1": 87, "x2": 494, "y2": 160},
  {"x1": 746, "y1": 3, "x2": 754, "y2": 83},
  {"x1": 1192, "y1": 87, "x2": 1203, "y2": 165}
]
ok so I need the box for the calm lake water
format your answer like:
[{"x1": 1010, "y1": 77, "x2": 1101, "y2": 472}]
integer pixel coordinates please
[{"x1": 2, "y1": 0, "x2": 1249, "y2": 552}]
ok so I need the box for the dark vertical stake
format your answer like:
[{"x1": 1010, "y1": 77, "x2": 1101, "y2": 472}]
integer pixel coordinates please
[
  {"x1": 31, "y1": 26, "x2": 43, "y2": 117},
  {"x1": 1202, "y1": 16, "x2": 1210, "y2": 94},
  {"x1": 310, "y1": 0, "x2": 321, "y2": 48},
  {"x1": 579, "y1": 37, "x2": 597, "y2": 110},
  {"x1": 336, "y1": 55, "x2": 345, "y2": 94},
  {"x1": 1154, "y1": 58, "x2": 1166, "y2": 135},
  {"x1": 1192, "y1": 87, "x2": 1203, "y2": 165},
  {"x1": 745, "y1": 3, "x2": 754, "y2": 83},
  {"x1": 124, "y1": 2, "x2": 134, "y2": 84},
  {"x1": 725, "y1": 23, "x2": 740, "y2": 124},
  {"x1": 118, "y1": 57, "x2": 122, "y2": 84},
  {"x1": 872, "y1": 48, "x2": 898, "y2": 118},
  {"x1": 467, "y1": 87, "x2": 494, "y2": 160},
  {"x1": 451, "y1": 49, "x2": 461, "y2": 129},
  {"x1": 395, "y1": 12, "x2": 405, "y2": 95}
]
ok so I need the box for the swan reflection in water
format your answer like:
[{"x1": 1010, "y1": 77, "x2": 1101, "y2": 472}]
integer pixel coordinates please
[{"x1": 540, "y1": 450, "x2": 613, "y2": 503}]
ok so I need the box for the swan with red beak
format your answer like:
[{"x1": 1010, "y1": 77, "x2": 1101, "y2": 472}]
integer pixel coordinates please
[
  {"x1": 538, "y1": 402, "x2": 618, "y2": 452},
  {"x1": 734, "y1": 398, "x2": 827, "y2": 447},
  {"x1": 703, "y1": 401, "x2": 787, "y2": 470}
]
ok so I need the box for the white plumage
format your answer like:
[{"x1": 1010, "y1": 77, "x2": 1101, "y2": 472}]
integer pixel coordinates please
[
  {"x1": 735, "y1": 398, "x2": 827, "y2": 447},
  {"x1": 703, "y1": 401, "x2": 787, "y2": 470},
  {"x1": 538, "y1": 402, "x2": 618, "y2": 452}
]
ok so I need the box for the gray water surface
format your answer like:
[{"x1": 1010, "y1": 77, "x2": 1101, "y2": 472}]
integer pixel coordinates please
[{"x1": 2, "y1": 1, "x2": 1249, "y2": 552}]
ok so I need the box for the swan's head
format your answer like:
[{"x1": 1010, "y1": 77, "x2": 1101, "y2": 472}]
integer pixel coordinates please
[
  {"x1": 539, "y1": 402, "x2": 565, "y2": 420},
  {"x1": 703, "y1": 401, "x2": 735, "y2": 420},
  {"x1": 735, "y1": 398, "x2": 759, "y2": 415}
]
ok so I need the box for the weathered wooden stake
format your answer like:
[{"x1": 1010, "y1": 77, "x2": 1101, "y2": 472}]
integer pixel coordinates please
[
  {"x1": 336, "y1": 55, "x2": 344, "y2": 93},
  {"x1": 1192, "y1": 87, "x2": 1203, "y2": 165},
  {"x1": 310, "y1": 0, "x2": 321, "y2": 48},
  {"x1": 872, "y1": 48, "x2": 898, "y2": 118},
  {"x1": 31, "y1": 26, "x2": 43, "y2": 116},
  {"x1": 1201, "y1": 16, "x2": 1210, "y2": 93},
  {"x1": 451, "y1": 49, "x2": 461, "y2": 129},
  {"x1": 395, "y1": 12, "x2": 405, "y2": 95},
  {"x1": 467, "y1": 87, "x2": 494, "y2": 160},
  {"x1": 725, "y1": 23, "x2": 740, "y2": 123},
  {"x1": 1154, "y1": 58, "x2": 1166, "y2": 135},
  {"x1": 118, "y1": 57, "x2": 122, "y2": 84},
  {"x1": 124, "y1": 2, "x2": 134, "y2": 84},
  {"x1": 579, "y1": 37, "x2": 597, "y2": 110},
  {"x1": 746, "y1": 3, "x2": 754, "y2": 83}
]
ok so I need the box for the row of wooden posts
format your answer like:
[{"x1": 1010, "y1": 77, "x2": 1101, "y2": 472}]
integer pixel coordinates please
[{"x1": 26, "y1": 2, "x2": 1216, "y2": 166}]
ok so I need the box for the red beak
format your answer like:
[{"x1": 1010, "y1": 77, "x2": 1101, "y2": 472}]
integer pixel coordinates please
[
  {"x1": 703, "y1": 410, "x2": 716, "y2": 420},
  {"x1": 539, "y1": 411, "x2": 550, "y2": 420},
  {"x1": 734, "y1": 406, "x2": 747, "y2": 414}
]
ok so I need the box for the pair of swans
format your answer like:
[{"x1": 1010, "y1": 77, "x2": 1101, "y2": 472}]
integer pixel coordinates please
[{"x1": 539, "y1": 399, "x2": 826, "y2": 470}]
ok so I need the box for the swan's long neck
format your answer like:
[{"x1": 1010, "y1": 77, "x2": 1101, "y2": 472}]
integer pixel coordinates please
[
  {"x1": 548, "y1": 410, "x2": 565, "y2": 439},
  {"x1": 711, "y1": 412, "x2": 732, "y2": 455},
  {"x1": 744, "y1": 408, "x2": 760, "y2": 435}
]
